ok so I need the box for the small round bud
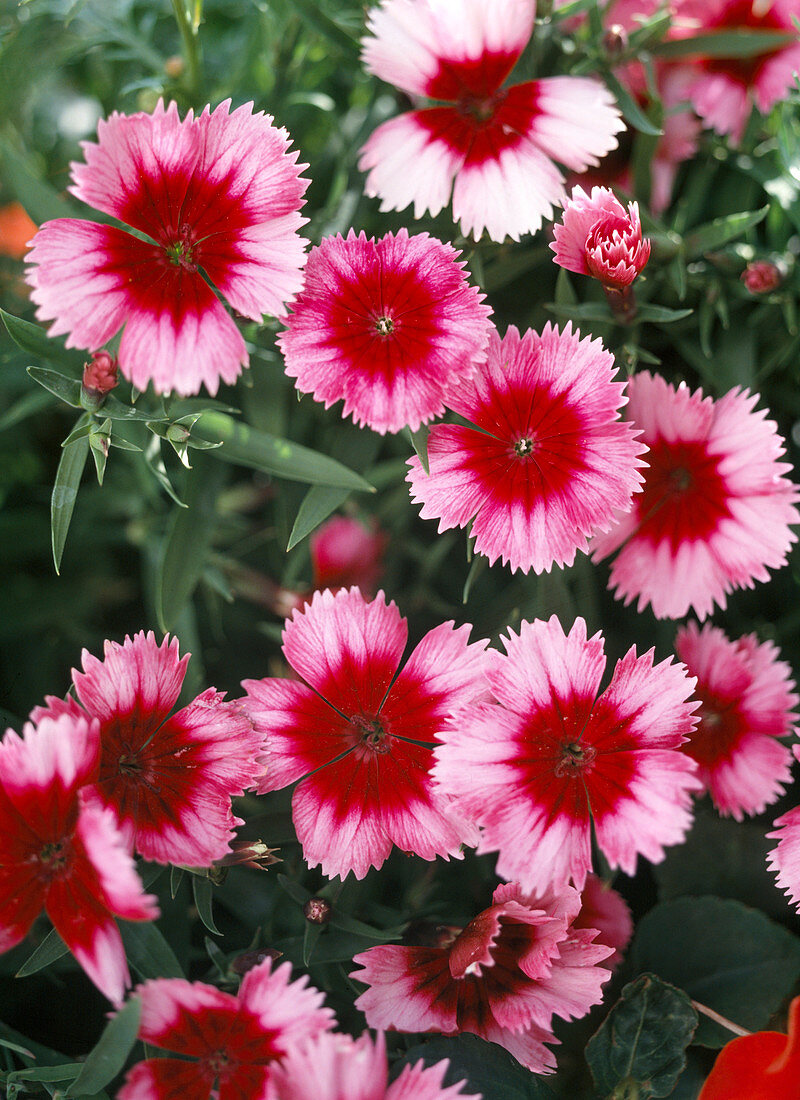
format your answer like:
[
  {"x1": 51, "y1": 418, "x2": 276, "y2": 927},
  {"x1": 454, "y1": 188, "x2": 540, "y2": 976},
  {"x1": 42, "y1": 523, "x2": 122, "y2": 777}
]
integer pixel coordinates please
[
  {"x1": 230, "y1": 947, "x2": 283, "y2": 976},
  {"x1": 741, "y1": 259, "x2": 782, "y2": 294},
  {"x1": 602, "y1": 24, "x2": 628, "y2": 58},
  {"x1": 303, "y1": 897, "x2": 332, "y2": 924},
  {"x1": 164, "y1": 55, "x2": 185, "y2": 79}
]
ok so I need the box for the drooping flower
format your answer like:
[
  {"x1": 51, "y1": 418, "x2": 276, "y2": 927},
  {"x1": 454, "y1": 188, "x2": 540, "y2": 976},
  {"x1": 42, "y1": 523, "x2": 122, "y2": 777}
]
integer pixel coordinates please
[
  {"x1": 271, "y1": 1030, "x2": 481, "y2": 1100},
  {"x1": 117, "y1": 958, "x2": 335, "y2": 1100},
  {"x1": 26, "y1": 99, "x2": 308, "y2": 396},
  {"x1": 434, "y1": 615, "x2": 701, "y2": 895},
  {"x1": 33, "y1": 631, "x2": 262, "y2": 867},
  {"x1": 572, "y1": 873, "x2": 633, "y2": 971},
  {"x1": 358, "y1": 0, "x2": 624, "y2": 241},
  {"x1": 279, "y1": 229, "x2": 491, "y2": 434},
  {"x1": 351, "y1": 881, "x2": 613, "y2": 1073},
  {"x1": 242, "y1": 587, "x2": 488, "y2": 880},
  {"x1": 697, "y1": 995, "x2": 800, "y2": 1100},
  {"x1": 551, "y1": 185, "x2": 651, "y2": 289},
  {"x1": 0, "y1": 713, "x2": 157, "y2": 1005},
  {"x1": 406, "y1": 323, "x2": 646, "y2": 574},
  {"x1": 592, "y1": 372, "x2": 800, "y2": 620},
  {"x1": 310, "y1": 514, "x2": 389, "y2": 597},
  {"x1": 672, "y1": 0, "x2": 800, "y2": 143},
  {"x1": 675, "y1": 622, "x2": 796, "y2": 819}
]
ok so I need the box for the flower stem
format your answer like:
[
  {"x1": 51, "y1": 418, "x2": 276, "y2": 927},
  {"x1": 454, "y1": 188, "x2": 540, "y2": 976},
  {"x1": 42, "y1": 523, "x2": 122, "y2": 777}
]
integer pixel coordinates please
[
  {"x1": 171, "y1": 0, "x2": 203, "y2": 103},
  {"x1": 691, "y1": 1000, "x2": 751, "y2": 1037},
  {"x1": 604, "y1": 284, "x2": 638, "y2": 324}
]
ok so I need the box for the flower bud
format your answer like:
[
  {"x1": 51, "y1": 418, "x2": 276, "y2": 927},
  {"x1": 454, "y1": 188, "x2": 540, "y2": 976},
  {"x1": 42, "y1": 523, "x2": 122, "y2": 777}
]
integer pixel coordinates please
[
  {"x1": 81, "y1": 350, "x2": 118, "y2": 402},
  {"x1": 303, "y1": 897, "x2": 332, "y2": 924},
  {"x1": 551, "y1": 185, "x2": 651, "y2": 290},
  {"x1": 741, "y1": 259, "x2": 782, "y2": 294},
  {"x1": 230, "y1": 947, "x2": 283, "y2": 976},
  {"x1": 602, "y1": 24, "x2": 628, "y2": 59}
]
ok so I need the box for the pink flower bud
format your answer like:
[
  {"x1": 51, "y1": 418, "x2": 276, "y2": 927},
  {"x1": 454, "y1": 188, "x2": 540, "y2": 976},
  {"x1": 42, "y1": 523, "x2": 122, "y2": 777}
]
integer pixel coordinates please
[
  {"x1": 551, "y1": 185, "x2": 651, "y2": 290},
  {"x1": 82, "y1": 350, "x2": 118, "y2": 395},
  {"x1": 741, "y1": 259, "x2": 782, "y2": 295},
  {"x1": 310, "y1": 515, "x2": 388, "y2": 597}
]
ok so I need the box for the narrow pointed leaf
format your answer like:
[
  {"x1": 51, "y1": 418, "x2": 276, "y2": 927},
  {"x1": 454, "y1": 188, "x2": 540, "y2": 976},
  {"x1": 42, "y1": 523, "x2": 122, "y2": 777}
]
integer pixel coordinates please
[
  {"x1": 654, "y1": 29, "x2": 796, "y2": 59},
  {"x1": 7, "y1": 1065, "x2": 82, "y2": 1085},
  {"x1": 156, "y1": 460, "x2": 221, "y2": 631},
  {"x1": 65, "y1": 997, "x2": 141, "y2": 1097},
  {"x1": 120, "y1": 920, "x2": 184, "y2": 980},
  {"x1": 634, "y1": 304, "x2": 694, "y2": 323},
  {"x1": 290, "y1": 0, "x2": 360, "y2": 57},
  {"x1": 51, "y1": 429, "x2": 90, "y2": 574},
  {"x1": 192, "y1": 875, "x2": 222, "y2": 936},
  {"x1": 1, "y1": 309, "x2": 84, "y2": 369},
  {"x1": 684, "y1": 206, "x2": 769, "y2": 260},
  {"x1": 604, "y1": 70, "x2": 663, "y2": 135},
  {"x1": 16, "y1": 928, "x2": 69, "y2": 977},
  {"x1": 288, "y1": 485, "x2": 350, "y2": 550},
  {"x1": 408, "y1": 424, "x2": 430, "y2": 474},
  {"x1": 26, "y1": 366, "x2": 82, "y2": 408}
]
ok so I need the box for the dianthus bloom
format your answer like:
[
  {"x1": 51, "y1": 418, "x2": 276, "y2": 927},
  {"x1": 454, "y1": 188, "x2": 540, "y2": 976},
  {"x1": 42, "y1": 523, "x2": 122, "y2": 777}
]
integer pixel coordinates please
[
  {"x1": 352, "y1": 882, "x2": 612, "y2": 1073},
  {"x1": 279, "y1": 229, "x2": 491, "y2": 433},
  {"x1": 310, "y1": 514, "x2": 389, "y2": 596},
  {"x1": 0, "y1": 713, "x2": 157, "y2": 1004},
  {"x1": 33, "y1": 632, "x2": 262, "y2": 867},
  {"x1": 359, "y1": 0, "x2": 624, "y2": 241},
  {"x1": 551, "y1": 185, "x2": 650, "y2": 289},
  {"x1": 407, "y1": 324, "x2": 646, "y2": 574},
  {"x1": 674, "y1": 0, "x2": 800, "y2": 143},
  {"x1": 592, "y1": 372, "x2": 800, "y2": 620},
  {"x1": 271, "y1": 1030, "x2": 480, "y2": 1100},
  {"x1": 26, "y1": 99, "x2": 308, "y2": 395},
  {"x1": 242, "y1": 587, "x2": 487, "y2": 880},
  {"x1": 698, "y1": 995, "x2": 800, "y2": 1100},
  {"x1": 117, "y1": 958, "x2": 335, "y2": 1100},
  {"x1": 434, "y1": 616, "x2": 700, "y2": 894},
  {"x1": 573, "y1": 873, "x2": 633, "y2": 971},
  {"x1": 675, "y1": 622, "x2": 796, "y2": 819}
]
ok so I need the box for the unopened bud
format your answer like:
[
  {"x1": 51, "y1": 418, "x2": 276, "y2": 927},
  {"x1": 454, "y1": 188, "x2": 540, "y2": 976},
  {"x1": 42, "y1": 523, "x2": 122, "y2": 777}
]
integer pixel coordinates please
[
  {"x1": 303, "y1": 897, "x2": 332, "y2": 924},
  {"x1": 215, "y1": 840, "x2": 281, "y2": 871},
  {"x1": 81, "y1": 350, "x2": 118, "y2": 409},
  {"x1": 602, "y1": 24, "x2": 628, "y2": 58},
  {"x1": 741, "y1": 259, "x2": 782, "y2": 294},
  {"x1": 164, "y1": 55, "x2": 184, "y2": 79},
  {"x1": 230, "y1": 947, "x2": 283, "y2": 976}
]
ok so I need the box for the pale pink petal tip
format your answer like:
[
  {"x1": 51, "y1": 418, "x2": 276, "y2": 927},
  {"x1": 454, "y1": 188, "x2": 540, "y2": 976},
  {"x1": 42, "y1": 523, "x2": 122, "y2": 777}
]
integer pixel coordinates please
[
  {"x1": 551, "y1": 184, "x2": 650, "y2": 288},
  {"x1": 26, "y1": 98, "x2": 309, "y2": 396}
]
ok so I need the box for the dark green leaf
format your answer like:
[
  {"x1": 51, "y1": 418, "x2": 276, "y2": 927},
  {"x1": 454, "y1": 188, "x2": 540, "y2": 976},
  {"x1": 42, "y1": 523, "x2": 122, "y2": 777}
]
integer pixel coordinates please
[
  {"x1": 7, "y1": 1064, "x2": 82, "y2": 1085},
  {"x1": 51, "y1": 429, "x2": 90, "y2": 575},
  {"x1": 102, "y1": 395, "x2": 168, "y2": 422},
  {"x1": 546, "y1": 301, "x2": 613, "y2": 324},
  {"x1": 634, "y1": 304, "x2": 694, "y2": 323},
  {"x1": 289, "y1": 0, "x2": 360, "y2": 57},
  {"x1": 604, "y1": 69, "x2": 663, "y2": 135},
  {"x1": 302, "y1": 918, "x2": 326, "y2": 966},
  {"x1": 554, "y1": 266, "x2": 578, "y2": 307},
  {"x1": 192, "y1": 875, "x2": 222, "y2": 936},
  {"x1": 328, "y1": 910, "x2": 404, "y2": 941},
  {"x1": 0, "y1": 388, "x2": 53, "y2": 432},
  {"x1": 65, "y1": 997, "x2": 141, "y2": 1097},
  {"x1": 683, "y1": 206, "x2": 769, "y2": 260},
  {"x1": 195, "y1": 412, "x2": 375, "y2": 492},
  {"x1": 462, "y1": 553, "x2": 487, "y2": 603},
  {"x1": 391, "y1": 1035, "x2": 554, "y2": 1098},
  {"x1": 120, "y1": 921, "x2": 184, "y2": 980},
  {"x1": 629, "y1": 897, "x2": 800, "y2": 1046},
  {"x1": 16, "y1": 928, "x2": 69, "y2": 977},
  {"x1": 654, "y1": 29, "x2": 796, "y2": 59},
  {"x1": 170, "y1": 865, "x2": 184, "y2": 899},
  {"x1": 287, "y1": 485, "x2": 350, "y2": 550},
  {"x1": 26, "y1": 366, "x2": 82, "y2": 408},
  {"x1": 277, "y1": 873, "x2": 312, "y2": 906},
  {"x1": 586, "y1": 974, "x2": 698, "y2": 1099},
  {"x1": 1, "y1": 309, "x2": 84, "y2": 370},
  {"x1": 408, "y1": 424, "x2": 430, "y2": 475}
]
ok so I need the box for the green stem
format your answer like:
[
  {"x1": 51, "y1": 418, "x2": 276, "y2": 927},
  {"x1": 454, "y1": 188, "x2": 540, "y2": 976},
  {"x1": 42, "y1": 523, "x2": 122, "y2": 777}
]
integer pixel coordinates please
[{"x1": 171, "y1": 0, "x2": 203, "y2": 102}]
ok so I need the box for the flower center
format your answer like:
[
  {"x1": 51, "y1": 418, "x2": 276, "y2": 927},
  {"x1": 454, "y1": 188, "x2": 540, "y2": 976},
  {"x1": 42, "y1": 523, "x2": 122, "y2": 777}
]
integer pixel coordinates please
[
  {"x1": 36, "y1": 839, "x2": 70, "y2": 882},
  {"x1": 118, "y1": 753, "x2": 143, "y2": 776},
  {"x1": 514, "y1": 436, "x2": 534, "y2": 457},
  {"x1": 554, "y1": 741, "x2": 597, "y2": 778},
  {"x1": 459, "y1": 90, "x2": 506, "y2": 123},
  {"x1": 375, "y1": 315, "x2": 394, "y2": 336},
  {"x1": 165, "y1": 224, "x2": 198, "y2": 271},
  {"x1": 350, "y1": 713, "x2": 391, "y2": 754}
]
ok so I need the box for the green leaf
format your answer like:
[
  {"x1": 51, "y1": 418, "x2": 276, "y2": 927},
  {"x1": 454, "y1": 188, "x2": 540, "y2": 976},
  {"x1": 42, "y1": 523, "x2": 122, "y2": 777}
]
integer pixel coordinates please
[
  {"x1": 462, "y1": 553, "x2": 487, "y2": 603},
  {"x1": 195, "y1": 411, "x2": 375, "y2": 492},
  {"x1": 634, "y1": 304, "x2": 694, "y2": 324},
  {"x1": 554, "y1": 266, "x2": 578, "y2": 307},
  {"x1": 629, "y1": 897, "x2": 800, "y2": 1046},
  {"x1": 101, "y1": 395, "x2": 168, "y2": 422},
  {"x1": 0, "y1": 130, "x2": 84, "y2": 224},
  {"x1": 546, "y1": 301, "x2": 613, "y2": 324},
  {"x1": 289, "y1": 0, "x2": 360, "y2": 57},
  {"x1": 192, "y1": 875, "x2": 222, "y2": 936},
  {"x1": 0, "y1": 388, "x2": 53, "y2": 432},
  {"x1": 683, "y1": 206, "x2": 769, "y2": 260},
  {"x1": 1, "y1": 309, "x2": 84, "y2": 370},
  {"x1": 603, "y1": 69, "x2": 663, "y2": 136},
  {"x1": 16, "y1": 928, "x2": 69, "y2": 977},
  {"x1": 120, "y1": 921, "x2": 184, "y2": 980},
  {"x1": 585, "y1": 974, "x2": 698, "y2": 1099},
  {"x1": 287, "y1": 485, "x2": 350, "y2": 550},
  {"x1": 391, "y1": 1035, "x2": 554, "y2": 1098},
  {"x1": 26, "y1": 366, "x2": 82, "y2": 408},
  {"x1": 170, "y1": 865, "x2": 184, "y2": 899},
  {"x1": 654, "y1": 29, "x2": 796, "y2": 59},
  {"x1": 65, "y1": 997, "x2": 141, "y2": 1097},
  {"x1": 7, "y1": 1064, "x2": 82, "y2": 1085},
  {"x1": 408, "y1": 424, "x2": 430, "y2": 475},
  {"x1": 51, "y1": 428, "x2": 90, "y2": 575}
]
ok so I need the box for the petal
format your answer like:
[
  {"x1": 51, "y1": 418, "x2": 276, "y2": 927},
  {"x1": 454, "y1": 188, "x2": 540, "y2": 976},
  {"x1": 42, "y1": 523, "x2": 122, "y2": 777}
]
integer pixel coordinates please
[{"x1": 118, "y1": 1058, "x2": 214, "y2": 1100}]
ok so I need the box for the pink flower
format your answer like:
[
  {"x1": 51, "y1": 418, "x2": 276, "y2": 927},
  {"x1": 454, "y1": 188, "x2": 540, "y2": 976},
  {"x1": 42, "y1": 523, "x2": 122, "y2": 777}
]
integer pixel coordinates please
[
  {"x1": 271, "y1": 1030, "x2": 480, "y2": 1100},
  {"x1": 358, "y1": 0, "x2": 624, "y2": 241},
  {"x1": 573, "y1": 874, "x2": 633, "y2": 971},
  {"x1": 769, "y1": 796, "x2": 800, "y2": 913},
  {"x1": 242, "y1": 587, "x2": 487, "y2": 880},
  {"x1": 742, "y1": 259, "x2": 783, "y2": 294},
  {"x1": 33, "y1": 632, "x2": 262, "y2": 867},
  {"x1": 117, "y1": 958, "x2": 335, "y2": 1100},
  {"x1": 310, "y1": 514, "x2": 389, "y2": 596},
  {"x1": 278, "y1": 229, "x2": 491, "y2": 434},
  {"x1": 26, "y1": 99, "x2": 308, "y2": 396},
  {"x1": 591, "y1": 372, "x2": 800, "y2": 620},
  {"x1": 675, "y1": 622, "x2": 796, "y2": 819},
  {"x1": 81, "y1": 350, "x2": 118, "y2": 396},
  {"x1": 0, "y1": 713, "x2": 157, "y2": 1004},
  {"x1": 351, "y1": 882, "x2": 612, "y2": 1073},
  {"x1": 551, "y1": 185, "x2": 651, "y2": 289},
  {"x1": 673, "y1": 0, "x2": 800, "y2": 143},
  {"x1": 406, "y1": 324, "x2": 646, "y2": 574},
  {"x1": 434, "y1": 615, "x2": 701, "y2": 894}
]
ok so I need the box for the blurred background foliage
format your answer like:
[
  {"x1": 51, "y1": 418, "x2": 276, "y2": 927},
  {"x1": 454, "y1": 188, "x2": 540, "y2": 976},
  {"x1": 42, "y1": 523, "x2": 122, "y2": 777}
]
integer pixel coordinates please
[{"x1": 2, "y1": 0, "x2": 800, "y2": 1096}]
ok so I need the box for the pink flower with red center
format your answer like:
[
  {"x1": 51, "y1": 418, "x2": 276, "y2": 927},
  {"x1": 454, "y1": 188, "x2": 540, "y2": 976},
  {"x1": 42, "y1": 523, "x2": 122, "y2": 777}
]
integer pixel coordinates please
[
  {"x1": 591, "y1": 371, "x2": 800, "y2": 620},
  {"x1": 0, "y1": 713, "x2": 157, "y2": 1005},
  {"x1": 271, "y1": 1030, "x2": 481, "y2": 1100},
  {"x1": 358, "y1": 0, "x2": 624, "y2": 241},
  {"x1": 573, "y1": 874, "x2": 633, "y2": 971},
  {"x1": 26, "y1": 99, "x2": 308, "y2": 396},
  {"x1": 310, "y1": 514, "x2": 389, "y2": 596},
  {"x1": 242, "y1": 587, "x2": 488, "y2": 880},
  {"x1": 675, "y1": 621, "x2": 796, "y2": 819},
  {"x1": 33, "y1": 631, "x2": 262, "y2": 867},
  {"x1": 351, "y1": 881, "x2": 613, "y2": 1073},
  {"x1": 673, "y1": 0, "x2": 800, "y2": 143},
  {"x1": 434, "y1": 615, "x2": 701, "y2": 895},
  {"x1": 278, "y1": 229, "x2": 491, "y2": 434},
  {"x1": 117, "y1": 958, "x2": 335, "y2": 1100},
  {"x1": 406, "y1": 323, "x2": 646, "y2": 574},
  {"x1": 551, "y1": 185, "x2": 651, "y2": 289}
]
